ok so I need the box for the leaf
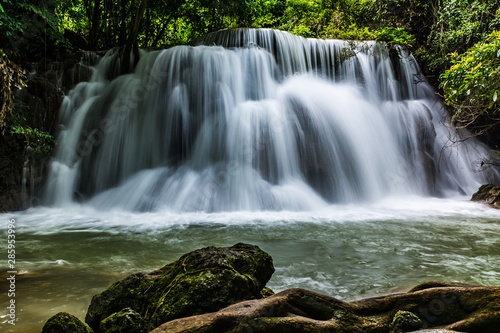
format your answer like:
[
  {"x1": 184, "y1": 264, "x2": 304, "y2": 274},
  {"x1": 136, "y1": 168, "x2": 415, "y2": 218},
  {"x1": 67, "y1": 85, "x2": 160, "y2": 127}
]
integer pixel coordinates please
[{"x1": 494, "y1": 91, "x2": 498, "y2": 102}]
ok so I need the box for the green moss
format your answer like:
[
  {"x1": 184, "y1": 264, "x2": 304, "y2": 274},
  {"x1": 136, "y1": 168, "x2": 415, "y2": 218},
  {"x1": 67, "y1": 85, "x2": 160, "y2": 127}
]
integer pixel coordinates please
[
  {"x1": 100, "y1": 308, "x2": 146, "y2": 333},
  {"x1": 42, "y1": 312, "x2": 93, "y2": 333},
  {"x1": 260, "y1": 287, "x2": 275, "y2": 298},
  {"x1": 85, "y1": 243, "x2": 274, "y2": 332},
  {"x1": 390, "y1": 310, "x2": 422, "y2": 333}
]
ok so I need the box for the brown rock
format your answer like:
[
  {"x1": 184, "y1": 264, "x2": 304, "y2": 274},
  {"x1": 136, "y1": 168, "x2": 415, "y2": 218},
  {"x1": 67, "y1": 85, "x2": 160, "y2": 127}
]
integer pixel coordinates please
[
  {"x1": 471, "y1": 184, "x2": 500, "y2": 208},
  {"x1": 151, "y1": 281, "x2": 500, "y2": 333}
]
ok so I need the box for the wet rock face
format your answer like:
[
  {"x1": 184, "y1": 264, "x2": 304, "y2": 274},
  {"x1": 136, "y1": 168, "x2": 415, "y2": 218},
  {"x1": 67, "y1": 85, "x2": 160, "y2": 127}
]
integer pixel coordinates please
[
  {"x1": 0, "y1": 51, "x2": 96, "y2": 212},
  {"x1": 471, "y1": 184, "x2": 500, "y2": 208},
  {"x1": 0, "y1": 135, "x2": 27, "y2": 212},
  {"x1": 85, "y1": 243, "x2": 274, "y2": 332}
]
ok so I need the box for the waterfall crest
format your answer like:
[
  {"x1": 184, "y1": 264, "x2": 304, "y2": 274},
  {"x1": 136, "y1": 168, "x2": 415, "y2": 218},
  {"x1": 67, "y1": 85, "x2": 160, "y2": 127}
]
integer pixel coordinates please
[{"x1": 45, "y1": 29, "x2": 499, "y2": 211}]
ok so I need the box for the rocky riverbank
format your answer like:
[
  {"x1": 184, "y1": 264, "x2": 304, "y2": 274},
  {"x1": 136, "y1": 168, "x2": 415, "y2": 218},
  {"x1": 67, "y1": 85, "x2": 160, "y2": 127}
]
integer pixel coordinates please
[{"x1": 41, "y1": 243, "x2": 500, "y2": 333}]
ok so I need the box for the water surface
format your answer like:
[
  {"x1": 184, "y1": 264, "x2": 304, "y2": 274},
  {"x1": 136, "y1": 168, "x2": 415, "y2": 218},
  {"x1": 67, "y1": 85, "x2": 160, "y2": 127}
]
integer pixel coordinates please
[{"x1": 1, "y1": 197, "x2": 499, "y2": 332}]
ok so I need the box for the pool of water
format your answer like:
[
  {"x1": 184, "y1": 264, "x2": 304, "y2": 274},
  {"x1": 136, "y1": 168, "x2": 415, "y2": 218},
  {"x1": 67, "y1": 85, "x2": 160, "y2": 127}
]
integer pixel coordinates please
[{"x1": 1, "y1": 196, "x2": 499, "y2": 332}]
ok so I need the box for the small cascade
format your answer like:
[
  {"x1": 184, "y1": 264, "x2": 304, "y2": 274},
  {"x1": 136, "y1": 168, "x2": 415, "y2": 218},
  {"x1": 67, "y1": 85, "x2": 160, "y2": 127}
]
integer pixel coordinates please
[{"x1": 44, "y1": 29, "x2": 500, "y2": 212}]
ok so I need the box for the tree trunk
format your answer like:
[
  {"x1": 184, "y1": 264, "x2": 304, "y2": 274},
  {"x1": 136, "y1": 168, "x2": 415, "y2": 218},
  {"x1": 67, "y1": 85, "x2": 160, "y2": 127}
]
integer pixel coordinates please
[
  {"x1": 119, "y1": 0, "x2": 127, "y2": 45},
  {"x1": 89, "y1": 0, "x2": 102, "y2": 49},
  {"x1": 143, "y1": 7, "x2": 152, "y2": 47},
  {"x1": 122, "y1": 0, "x2": 148, "y2": 74}
]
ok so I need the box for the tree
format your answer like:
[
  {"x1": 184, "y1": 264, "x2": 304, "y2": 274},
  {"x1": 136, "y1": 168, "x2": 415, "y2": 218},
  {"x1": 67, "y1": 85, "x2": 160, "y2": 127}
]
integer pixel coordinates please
[
  {"x1": 0, "y1": 52, "x2": 26, "y2": 134},
  {"x1": 440, "y1": 31, "x2": 500, "y2": 137}
]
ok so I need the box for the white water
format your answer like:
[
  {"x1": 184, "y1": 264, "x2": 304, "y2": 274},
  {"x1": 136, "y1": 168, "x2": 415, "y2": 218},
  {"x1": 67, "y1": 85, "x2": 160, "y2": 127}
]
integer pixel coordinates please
[
  {"x1": 1, "y1": 29, "x2": 500, "y2": 332},
  {"x1": 43, "y1": 29, "x2": 499, "y2": 210}
]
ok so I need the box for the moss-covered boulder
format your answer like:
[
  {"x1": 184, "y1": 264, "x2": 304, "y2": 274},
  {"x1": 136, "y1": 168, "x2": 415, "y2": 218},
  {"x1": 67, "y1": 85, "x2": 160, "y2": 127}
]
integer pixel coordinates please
[
  {"x1": 100, "y1": 308, "x2": 146, "y2": 333},
  {"x1": 42, "y1": 312, "x2": 93, "y2": 333},
  {"x1": 471, "y1": 184, "x2": 500, "y2": 208},
  {"x1": 85, "y1": 243, "x2": 274, "y2": 332}
]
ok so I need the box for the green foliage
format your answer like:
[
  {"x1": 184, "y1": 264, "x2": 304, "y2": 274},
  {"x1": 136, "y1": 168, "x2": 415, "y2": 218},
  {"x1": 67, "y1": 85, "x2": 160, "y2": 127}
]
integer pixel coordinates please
[
  {"x1": 0, "y1": 0, "x2": 71, "y2": 57},
  {"x1": 323, "y1": 23, "x2": 377, "y2": 40},
  {"x1": 376, "y1": 27, "x2": 415, "y2": 47},
  {"x1": 278, "y1": 0, "x2": 379, "y2": 40},
  {"x1": 56, "y1": 0, "x2": 88, "y2": 34},
  {"x1": 11, "y1": 125, "x2": 56, "y2": 154},
  {"x1": 440, "y1": 31, "x2": 500, "y2": 127},
  {"x1": 172, "y1": 0, "x2": 286, "y2": 43},
  {"x1": 426, "y1": 0, "x2": 500, "y2": 79},
  {"x1": 280, "y1": 0, "x2": 320, "y2": 37}
]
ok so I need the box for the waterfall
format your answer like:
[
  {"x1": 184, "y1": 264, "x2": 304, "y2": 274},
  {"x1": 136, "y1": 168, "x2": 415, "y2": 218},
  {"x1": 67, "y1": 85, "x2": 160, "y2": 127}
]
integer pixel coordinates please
[{"x1": 45, "y1": 29, "x2": 500, "y2": 212}]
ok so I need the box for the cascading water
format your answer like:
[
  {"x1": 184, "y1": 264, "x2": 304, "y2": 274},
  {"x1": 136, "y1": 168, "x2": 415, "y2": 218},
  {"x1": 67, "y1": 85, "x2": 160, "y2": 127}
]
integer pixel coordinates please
[{"x1": 45, "y1": 29, "x2": 499, "y2": 211}]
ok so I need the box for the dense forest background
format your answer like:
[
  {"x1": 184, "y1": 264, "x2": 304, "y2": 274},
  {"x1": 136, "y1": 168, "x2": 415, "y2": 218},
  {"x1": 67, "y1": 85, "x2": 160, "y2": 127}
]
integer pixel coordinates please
[{"x1": 1, "y1": 0, "x2": 499, "y2": 210}]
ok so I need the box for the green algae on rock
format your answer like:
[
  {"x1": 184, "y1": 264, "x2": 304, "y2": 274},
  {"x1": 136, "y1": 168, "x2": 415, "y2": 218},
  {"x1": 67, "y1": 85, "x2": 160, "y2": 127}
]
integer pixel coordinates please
[{"x1": 85, "y1": 243, "x2": 274, "y2": 332}]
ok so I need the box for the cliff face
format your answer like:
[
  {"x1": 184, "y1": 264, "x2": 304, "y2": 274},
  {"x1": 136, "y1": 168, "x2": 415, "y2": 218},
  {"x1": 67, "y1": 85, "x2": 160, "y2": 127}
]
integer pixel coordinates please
[{"x1": 0, "y1": 51, "x2": 96, "y2": 212}]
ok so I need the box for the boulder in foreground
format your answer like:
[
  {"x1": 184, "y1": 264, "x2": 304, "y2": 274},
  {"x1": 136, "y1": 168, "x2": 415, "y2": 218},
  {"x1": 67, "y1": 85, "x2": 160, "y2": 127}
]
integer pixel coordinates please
[{"x1": 85, "y1": 243, "x2": 274, "y2": 332}]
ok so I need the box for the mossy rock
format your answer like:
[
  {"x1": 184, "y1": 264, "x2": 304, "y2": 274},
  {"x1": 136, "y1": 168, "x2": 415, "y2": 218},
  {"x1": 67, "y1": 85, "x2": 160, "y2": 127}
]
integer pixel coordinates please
[
  {"x1": 471, "y1": 184, "x2": 500, "y2": 208},
  {"x1": 100, "y1": 308, "x2": 146, "y2": 333},
  {"x1": 42, "y1": 312, "x2": 93, "y2": 333},
  {"x1": 85, "y1": 243, "x2": 274, "y2": 332},
  {"x1": 390, "y1": 310, "x2": 422, "y2": 333}
]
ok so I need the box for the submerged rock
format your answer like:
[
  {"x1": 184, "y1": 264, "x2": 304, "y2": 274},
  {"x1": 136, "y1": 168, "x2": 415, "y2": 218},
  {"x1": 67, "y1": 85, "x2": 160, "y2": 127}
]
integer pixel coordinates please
[
  {"x1": 85, "y1": 243, "x2": 274, "y2": 332},
  {"x1": 42, "y1": 312, "x2": 93, "y2": 333},
  {"x1": 471, "y1": 184, "x2": 500, "y2": 208},
  {"x1": 151, "y1": 281, "x2": 500, "y2": 333}
]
